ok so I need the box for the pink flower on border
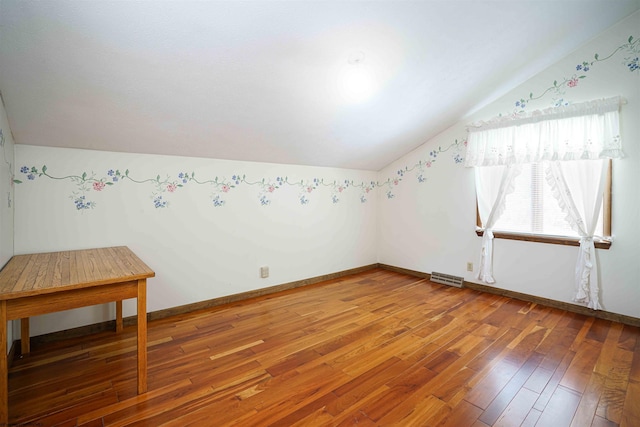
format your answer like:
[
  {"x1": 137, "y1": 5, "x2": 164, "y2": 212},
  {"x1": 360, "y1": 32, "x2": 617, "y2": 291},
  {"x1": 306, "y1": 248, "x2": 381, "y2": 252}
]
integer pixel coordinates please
[
  {"x1": 426, "y1": 161, "x2": 432, "y2": 168},
  {"x1": 307, "y1": 186, "x2": 313, "y2": 193},
  {"x1": 338, "y1": 186, "x2": 344, "y2": 193},
  {"x1": 567, "y1": 78, "x2": 579, "y2": 88},
  {"x1": 93, "y1": 181, "x2": 105, "y2": 191},
  {"x1": 268, "y1": 185, "x2": 275, "y2": 193},
  {"x1": 393, "y1": 179, "x2": 399, "y2": 186},
  {"x1": 167, "y1": 183, "x2": 177, "y2": 193},
  {"x1": 366, "y1": 188, "x2": 370, "y2": 193},
  {"x1": 221, "y1": 185, "x2": 230, "y2": 193}
]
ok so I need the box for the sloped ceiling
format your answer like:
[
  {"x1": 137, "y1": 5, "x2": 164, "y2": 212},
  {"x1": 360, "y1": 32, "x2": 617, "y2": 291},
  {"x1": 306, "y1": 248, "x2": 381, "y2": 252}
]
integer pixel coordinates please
[{"x1": 1, "y1": 1, "x2": 639, "y2": 171}]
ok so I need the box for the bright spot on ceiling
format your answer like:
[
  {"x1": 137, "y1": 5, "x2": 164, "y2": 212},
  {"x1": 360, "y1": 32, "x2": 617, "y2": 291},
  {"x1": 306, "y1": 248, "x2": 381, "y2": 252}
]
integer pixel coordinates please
[{"x1": 338, "y1": 51, "x2": 379, "y2": 104}]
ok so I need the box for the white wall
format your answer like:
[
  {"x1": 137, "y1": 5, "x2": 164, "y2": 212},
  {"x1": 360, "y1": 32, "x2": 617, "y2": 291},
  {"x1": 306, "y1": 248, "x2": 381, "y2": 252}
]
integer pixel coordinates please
[
  {"x1": 14, "y1": 146, "x2": 378, "y2": 336},
  {"x1": 0, "y1": 95, "x2": 16, "y2": 351},
  {"x1": 379, "y1": 12, "x2": 640, "y2": 318}
]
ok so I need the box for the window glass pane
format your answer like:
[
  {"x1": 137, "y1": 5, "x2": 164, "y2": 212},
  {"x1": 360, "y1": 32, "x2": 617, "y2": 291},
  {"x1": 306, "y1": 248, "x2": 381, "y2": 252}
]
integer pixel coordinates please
[{"x1": 480, "y1": 161, "x2": 605, "y2": 238}]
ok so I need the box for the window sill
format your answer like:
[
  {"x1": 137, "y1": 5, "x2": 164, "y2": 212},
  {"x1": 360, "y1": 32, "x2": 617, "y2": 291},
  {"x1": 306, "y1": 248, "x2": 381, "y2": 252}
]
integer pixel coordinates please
[{"x1": 475, "y1": 229, "x2": 612, "y2": 249}]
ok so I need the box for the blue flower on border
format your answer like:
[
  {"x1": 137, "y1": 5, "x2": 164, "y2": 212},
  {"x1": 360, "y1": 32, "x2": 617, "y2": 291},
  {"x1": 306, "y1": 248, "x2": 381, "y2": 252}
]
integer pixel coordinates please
[
  {"x1": 516, "y1": 99, "x2": 527, "y2": 109},
  {"x1": 153, "y1": 196, "x2": 168, "y2": 208},
  {"x1": 554, "y1": 98, "x2": 570, "y2": 108},
  {"x1": 178, "y1": 172, "x2": 190, "y2": 184},
  {"x1": 20, "y1": 166, "x2": 29, "y2": 174},
  {"x1": 300, "y1": 195, "x2": 309, "y2": 205},
  {"x1": 212, "y1": 195, "x2": 225, "y2": 207},
  {"x1": 74, "y1": 195, "x2": 95, "y2": 210},
  {"x1": 106, "y1": 169, "x2": 120, "y2": 182},
  {"x1": 577, "y1": 62, "x2": 590, "y2": 72}
]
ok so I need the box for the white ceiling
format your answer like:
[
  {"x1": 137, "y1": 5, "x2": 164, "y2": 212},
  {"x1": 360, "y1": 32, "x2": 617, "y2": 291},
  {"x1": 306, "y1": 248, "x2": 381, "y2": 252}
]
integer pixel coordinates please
[{"x1": 1, "y1": 1, "x2": 639, "y2": 171}]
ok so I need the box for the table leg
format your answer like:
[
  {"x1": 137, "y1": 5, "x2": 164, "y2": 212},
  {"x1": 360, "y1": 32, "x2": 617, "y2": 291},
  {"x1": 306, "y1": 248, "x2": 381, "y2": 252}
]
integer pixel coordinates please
[
  {"x1": 20, "y1": 318, "x2": 29, "y2": 355},
  {"x1": 1, "y1": 301, "x2": 8, "y2": 425},
  {"x1": 115, "y1": 300, "x2": 123, "y2": 333},
  {"x1": 137, "y1": 279, "x2": 147, "y2": 394}
]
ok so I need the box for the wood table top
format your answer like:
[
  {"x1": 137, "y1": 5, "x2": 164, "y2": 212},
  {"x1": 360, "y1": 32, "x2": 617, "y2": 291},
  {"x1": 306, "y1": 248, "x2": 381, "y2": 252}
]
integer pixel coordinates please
[{"x1": 0, "y1": 246, "x2": 155, "y2": 300}]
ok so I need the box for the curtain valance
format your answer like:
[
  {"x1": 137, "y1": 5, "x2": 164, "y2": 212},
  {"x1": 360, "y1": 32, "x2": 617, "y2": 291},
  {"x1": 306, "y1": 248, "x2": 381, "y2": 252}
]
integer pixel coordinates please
[{"x1": 465, "y1": 96, "x2": 625, "y2": 167}]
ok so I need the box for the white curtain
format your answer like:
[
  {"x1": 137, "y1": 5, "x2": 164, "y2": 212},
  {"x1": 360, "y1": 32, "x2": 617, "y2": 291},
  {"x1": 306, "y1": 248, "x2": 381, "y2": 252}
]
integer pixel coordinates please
[
  {"x1": 465, "y1": 96, "x2": 624, "y2": 309},
  {"x1": 475, "y1": 164, "x2": 521, "y2": 283},
  {"x1": 465, "y1": 96, "x2": 624, "y2": 167},
  {"x1": 545, "y1": 160, "x2": 607, "y2": 309}
]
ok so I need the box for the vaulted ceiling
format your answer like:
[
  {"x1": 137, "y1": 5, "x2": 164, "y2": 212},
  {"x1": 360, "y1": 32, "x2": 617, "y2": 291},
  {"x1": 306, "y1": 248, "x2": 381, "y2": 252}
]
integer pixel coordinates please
[{"x1": 1, "y1": 1, "x2": 639, "y2": 170}]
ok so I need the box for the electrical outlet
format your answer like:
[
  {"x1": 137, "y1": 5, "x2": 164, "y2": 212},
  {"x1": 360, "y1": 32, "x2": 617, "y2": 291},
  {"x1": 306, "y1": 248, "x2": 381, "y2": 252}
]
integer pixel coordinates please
[
  {"x1": 260, "y1": 266, "x2": 269, "y2": 278},
  {"x1": 466, "y1": 262, "x2": 473, "y2": 272}
]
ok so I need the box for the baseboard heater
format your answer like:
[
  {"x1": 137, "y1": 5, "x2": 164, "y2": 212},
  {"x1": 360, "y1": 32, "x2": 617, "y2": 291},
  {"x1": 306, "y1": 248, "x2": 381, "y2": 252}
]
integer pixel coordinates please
[{"x1": 430, "y1": 272, "x2": 464, "y2": 288}]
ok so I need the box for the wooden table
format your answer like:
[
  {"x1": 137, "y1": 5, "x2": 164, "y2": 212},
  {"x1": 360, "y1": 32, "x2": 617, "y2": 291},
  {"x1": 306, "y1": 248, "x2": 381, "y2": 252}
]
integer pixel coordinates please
[{"x1": 0, "y1": 246, "x2": 155, "y2": 424}]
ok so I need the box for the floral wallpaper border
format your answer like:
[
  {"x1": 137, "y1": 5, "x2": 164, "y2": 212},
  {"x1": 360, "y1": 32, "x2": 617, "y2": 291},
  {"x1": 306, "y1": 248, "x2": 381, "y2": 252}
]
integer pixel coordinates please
[
  {"x1": 7, "y1": 34, "x2": 639, "y2": 211},
  {"x1": 14, "y1": 137, "x2": 466, "y2": 210},
  {"x1": 513, "y1": 35, "x2": 638, "y2": 112}
]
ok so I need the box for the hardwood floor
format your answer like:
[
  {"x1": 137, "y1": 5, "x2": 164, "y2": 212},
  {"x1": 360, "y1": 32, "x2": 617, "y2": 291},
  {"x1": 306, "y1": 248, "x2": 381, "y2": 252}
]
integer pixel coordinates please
[{"x1": 8, "y1": 269, "x2": 640, "y2": 426}]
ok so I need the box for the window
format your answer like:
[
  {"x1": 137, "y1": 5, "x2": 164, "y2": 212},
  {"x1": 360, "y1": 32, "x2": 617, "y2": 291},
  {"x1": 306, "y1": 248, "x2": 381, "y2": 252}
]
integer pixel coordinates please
[
  {"x1": 464, "y1": 96, "x2": 624, "y2": 309},
  {"x1": 475, "y1": 160, "x2": 611, "y2": 248}
]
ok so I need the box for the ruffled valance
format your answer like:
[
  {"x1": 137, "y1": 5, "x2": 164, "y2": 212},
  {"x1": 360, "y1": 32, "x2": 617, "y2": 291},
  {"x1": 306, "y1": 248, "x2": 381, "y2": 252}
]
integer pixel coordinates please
[{"x1": 465, "y1": 96, "x2": 625, "y2": 167}]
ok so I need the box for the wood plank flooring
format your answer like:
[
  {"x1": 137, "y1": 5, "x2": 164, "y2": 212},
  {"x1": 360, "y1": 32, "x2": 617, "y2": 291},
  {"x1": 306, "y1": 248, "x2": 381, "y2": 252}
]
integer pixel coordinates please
[{"x1": 8, "y1": 269, "x2": 640, "y2": 426}]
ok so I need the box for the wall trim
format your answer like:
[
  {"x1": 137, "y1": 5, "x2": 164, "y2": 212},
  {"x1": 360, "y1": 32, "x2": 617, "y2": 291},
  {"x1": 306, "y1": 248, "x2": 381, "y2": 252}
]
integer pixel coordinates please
[
  {"x1": 461, "y1": 280, "x2": 640, "y2": 328},
  {"x1": 378, "y1": 264, "x2": 431, "y2": 280},
  {"x1": 17, "y1": 262, "x2": 640, "y2": 352},
  {"x1": 377, "y1": 263, "x2": 640, "y2": 328}
]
